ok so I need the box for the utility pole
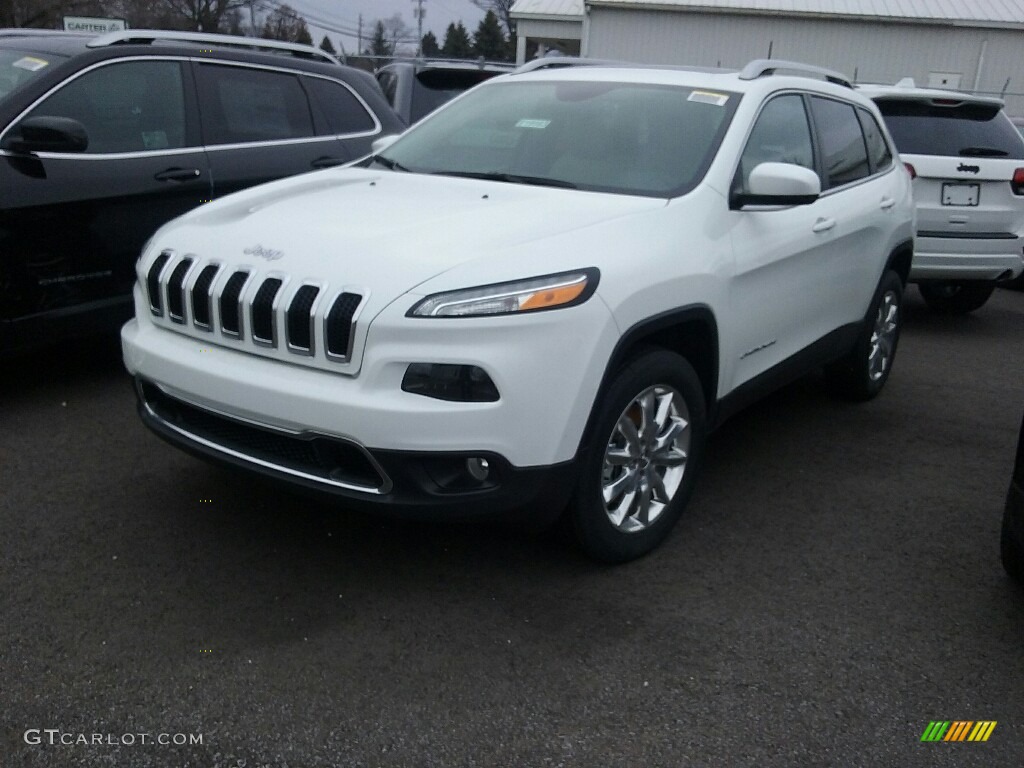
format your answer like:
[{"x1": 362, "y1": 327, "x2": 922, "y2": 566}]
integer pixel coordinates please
[
  {"x1": 358, "y1": 13, "x2": 363, "y2": 54},
  {"x1": 412, "y1": 0, "x2": 426, "y2": 56}
]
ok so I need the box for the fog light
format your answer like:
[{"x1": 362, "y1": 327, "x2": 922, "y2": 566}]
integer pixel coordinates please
[
  {"x1": 402, "y1": 363, "x2": 499, "y2": 402},
  {"x1": 466, "y1": 457, "x2": 490, "y2": 482}
]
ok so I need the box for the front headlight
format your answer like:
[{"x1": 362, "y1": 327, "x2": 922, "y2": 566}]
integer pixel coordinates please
[{"x1": 408, "y1": 269, "x2": 599, "y2": 318}]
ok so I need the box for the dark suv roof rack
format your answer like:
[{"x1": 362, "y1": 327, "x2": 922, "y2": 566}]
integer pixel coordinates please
[
  {"x1": 739, "y1": 59, "x2": 852, "y2": 89},
  {"x1": 86, "y1": 29, "x2": 341, "y2": 65}
]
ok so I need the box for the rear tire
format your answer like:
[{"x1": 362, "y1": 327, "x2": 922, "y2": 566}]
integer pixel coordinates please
[
  {"x1": 918, "y1": 281, "x2": 995, "y2": 314},
  {"x1": 567, "y1": 350, "x2": 706, "y2": 563},
  {"x1": 825, "y1": 270, "x2": 903, "y2": 402},
  {"x1": 1002, "y1": 504, "x2": 1024, "y2": 584}
]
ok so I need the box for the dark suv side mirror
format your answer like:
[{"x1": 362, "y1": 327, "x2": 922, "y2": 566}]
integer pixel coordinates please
[{"x1": 3, "y1": 116, "x2": 89, "y2": 154}]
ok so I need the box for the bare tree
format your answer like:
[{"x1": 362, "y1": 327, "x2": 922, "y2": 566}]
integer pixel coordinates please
[{"x1": 160, "y1": 0, "x2": 244, "y2": 32}]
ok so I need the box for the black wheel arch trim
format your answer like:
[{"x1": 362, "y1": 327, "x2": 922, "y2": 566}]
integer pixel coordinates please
[{"x1": 576, "y1": 304, "x2": 719, "y2": 456}]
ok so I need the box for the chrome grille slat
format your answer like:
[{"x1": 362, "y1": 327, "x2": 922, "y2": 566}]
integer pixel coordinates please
[
  {"x1": 191, "y1": 264, "x2": 220, "y2": 331},
  {"x1": 251, "y1": 277, "x2": 283, "y2": 346},
  {"x1": 219, "y1": 270, "x2": 250, "y2": 338},
  {"x1": 287, "y1": 284, "x2": 320, "y2": 354},
  {"x1": 166, "y1": 258, "x2": 194, "y2": 324},
  {"x1": 147, "y1": 251, "x2": 172, "y2": 316},
  {"x1": 325, "y1": 292, "x2": 362, "y2": 361}
]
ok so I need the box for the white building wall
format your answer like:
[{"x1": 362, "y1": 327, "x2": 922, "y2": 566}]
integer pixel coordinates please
[{"x1": 586, "y1": 8, "x2": 1024, "y2": 113}]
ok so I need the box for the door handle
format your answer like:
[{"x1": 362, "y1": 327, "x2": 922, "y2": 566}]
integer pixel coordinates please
[
  {"x1": 812, "y1": 217, "x2": 836, "y2": 233},
  {"x1": 154, "y1": 167, "x2": 202, "y2": 182},
  {"x1": 880, "y1": 197, "x2": 896, "y2": 210},
  {"x1": 311, "y1": 156, "x2": 346, "y2": 169}
]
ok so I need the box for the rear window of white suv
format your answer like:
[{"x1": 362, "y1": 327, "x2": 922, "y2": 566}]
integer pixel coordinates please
[{"x1": 876, "y1": 99, "x2": 1024, "y2": 159}]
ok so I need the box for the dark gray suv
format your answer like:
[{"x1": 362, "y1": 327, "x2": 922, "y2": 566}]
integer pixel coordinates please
[{"x1": 0, "y1": 29, "x2": 403, "y2": 355}]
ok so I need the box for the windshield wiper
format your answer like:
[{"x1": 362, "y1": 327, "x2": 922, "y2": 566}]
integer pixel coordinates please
[
  {"x1": 369, "y1": 155, "x2": 411, "y2": 171},
  {"x1": 432, "y1": 170, "x2": 578, "y2": 189},
  {"x1": 958, "y1": 147, "x2": 1009, "y2": 157}
]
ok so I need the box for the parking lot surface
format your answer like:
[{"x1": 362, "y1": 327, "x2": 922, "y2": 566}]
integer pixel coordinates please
[{"x1": 2, "y1": 288, "x2": 1023, "y2": 767}]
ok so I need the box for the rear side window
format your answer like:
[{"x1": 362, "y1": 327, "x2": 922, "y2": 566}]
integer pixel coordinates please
[
  {"x1": 197, "y1": 64, "x2": 314, "y2": 145},
  {"x1": 24, "y1": 60, "x2": 188, "y2": 154},
  {"x1": 857, "y1": 108, "x2": 893, "y2": 172},
  {"x1": 876, "y1": 99, "x2": 1024, "y2": 159},
  {"x1": 810, "y1": 96, "x2": 870, "y2": 188},
  {"x1": 305, "y1": 77, "x2": 376, "y2": 135}
]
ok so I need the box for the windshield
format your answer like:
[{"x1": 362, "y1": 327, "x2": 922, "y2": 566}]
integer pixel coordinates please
[
  {"x1": 876, "y1": 99, "x2": 1024, "y2": 159},
  {"x1": 409, "y1": 68, "x2": 504, "y2": 122},
  {"x1": 0, "y1": 49, "x2": 63, "y2": 102},
  {"x1": 377, "y1": 79, "x2": 740, "y2": 197}
]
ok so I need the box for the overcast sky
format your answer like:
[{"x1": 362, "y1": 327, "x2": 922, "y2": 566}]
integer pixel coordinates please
[{"x1": 281, "y1": 0, "x2": 488, "y2": 54}]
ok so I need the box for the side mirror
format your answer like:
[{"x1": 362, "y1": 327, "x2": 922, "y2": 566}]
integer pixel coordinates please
[
  {"x1": 3, "y1": 116, "x2": 89, "y2": 154},
  {"x1": 371, "y1": 134, "x2": 400, "y2": 154},
  {"x1": 731, "y1": 162, "x2": 820, "y2": 208}
]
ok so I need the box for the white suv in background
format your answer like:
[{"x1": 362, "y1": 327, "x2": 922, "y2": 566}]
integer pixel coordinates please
[
  {"x1": 122, "y1": 59, "x2": 914, "y2": 562},
  {"x1": 860, "y1": 81, "x2": 1024, "y2": 313}
]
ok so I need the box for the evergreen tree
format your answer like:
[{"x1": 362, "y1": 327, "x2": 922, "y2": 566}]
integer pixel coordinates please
[
  {"x1": 473, "y1": 10, "x2": 508, "y2": 61},
  {"x1": 441, "y1": 22, "x2": 473, "y2": 59},
  {"x1": 366, "y1": 20, "x2": 393, "y2": 59},
  {"x1": 320, "y1": 35, "x2": 337, "y2": 56},
  {"x1": 421, "y1": 31, "x2": 441, "y2": 58}
]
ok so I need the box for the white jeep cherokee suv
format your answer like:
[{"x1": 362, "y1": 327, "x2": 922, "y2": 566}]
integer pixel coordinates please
[
  {"x1": 122, "y1": 59, "x2": 914, "y2": 562},
  {"x1": 859, "y1": 81, "x2": 1024, "y2": 313}
]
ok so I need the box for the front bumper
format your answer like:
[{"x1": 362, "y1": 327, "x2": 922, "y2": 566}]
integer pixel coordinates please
[
  {"x1": 910, "y1": 233, "x2": 1024, "y2": 282},
  {"x1": 135, "y1": 376, "x2": 577, "y2": 521}
]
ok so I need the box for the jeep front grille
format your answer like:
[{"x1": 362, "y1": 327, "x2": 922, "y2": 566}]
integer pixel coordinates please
[{"x1": 144, "y1": 252, "x2": 364, "y2": 367}]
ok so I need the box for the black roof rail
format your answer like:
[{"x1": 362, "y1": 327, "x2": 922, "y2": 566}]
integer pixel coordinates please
[
  {"x1": 739, "y1": 59, "x2": 852, "y2": 89},
  {"x1": 86, "y1": 29, "x2": 342, "y2": 65}
]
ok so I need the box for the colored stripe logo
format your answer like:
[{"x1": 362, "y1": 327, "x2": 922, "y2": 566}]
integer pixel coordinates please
[{"x1": 921, "y1": 721, "x2": 997, "y2": 742}]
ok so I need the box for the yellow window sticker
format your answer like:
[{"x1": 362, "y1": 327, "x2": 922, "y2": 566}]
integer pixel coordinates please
[
  {"x1": 688, "y1": 90, "x2": 729, "y2": 107},
  {"x1": 516, "y1": 119, "x2": 551, "y2": 129},
  {"x1": 13, "y1": 56, "x2": 49, "y2": 72}
]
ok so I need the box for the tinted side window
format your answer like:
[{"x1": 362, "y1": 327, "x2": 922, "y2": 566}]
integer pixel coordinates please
[
  {"x1": 810, "y1": 96, "x2": 870, "y2": 188},
  {"x1": 737, "y1": 94, "x2": 815, "y2": 191},
  {"x1": 305, "y1": 77, "x2": 376, "y2": 134},
  {"x1": 377, "y1": 71, "x2": 397, "y2": 106},
  {"x1": 875, "y1": 99, "x2": 1024, "y2": 159},
  {"x1": 197, "y1": 64, "x2": 314, "y2": 145},
  {"x1": 26, "y1": 60, "x2": 187, "y2": 154},
  {"x1": 857, "y1": 108, "x2": 892, "y2": 172}
]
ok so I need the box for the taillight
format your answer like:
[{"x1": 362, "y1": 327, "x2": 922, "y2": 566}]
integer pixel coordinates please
[
  {"x1": 904, "y1": 162, "x2": 916, "y2": 180},
  {"x1": 1012, "y1": 168, "x2": 1024, "y2": 195}
]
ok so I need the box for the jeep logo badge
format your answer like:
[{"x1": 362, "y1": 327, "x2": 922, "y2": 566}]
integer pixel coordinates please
[
  {"x1": 244, "y1": 245, "x2": 284, "y2": 261},
  {"x1": 957, "y1": 163, "x2": 980, "y2": 174}
]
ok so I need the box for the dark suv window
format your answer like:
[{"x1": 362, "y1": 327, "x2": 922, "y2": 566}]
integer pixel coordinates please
[
  {"x1": 410, "y1": 68, "x2": 499, "y2": 122},
  {"x1": 197, "y1": 64, "x2": 314, "y2": 145},
  {"x1": 810, "y1": 96, "x2": 870, "y2": 188},
  {"x1": 25, "y1": 60, "x2": 188, "y2": 154},
  {"x1": 875, "y1": 99, "x2": 1024, "y2": 159},
  {"x1": 305, "y1": 77, "x2": 376, "y2": 135}
]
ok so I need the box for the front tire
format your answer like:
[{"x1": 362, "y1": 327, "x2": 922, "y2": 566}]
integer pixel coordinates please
[
  {"x1": 826, "y1": 270, "x2": 903, "y2": 401},
  {"x1": 918, "y1": 281, "x2": 995, "y2": 314},
  {"x1": 567, "y1": 350, "x2": 706, "y2": 563}
]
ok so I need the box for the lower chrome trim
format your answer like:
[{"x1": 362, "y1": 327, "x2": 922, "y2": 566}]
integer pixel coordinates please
[{"x1": 140, "y1": 388, "x2": 392, "y2": 495}]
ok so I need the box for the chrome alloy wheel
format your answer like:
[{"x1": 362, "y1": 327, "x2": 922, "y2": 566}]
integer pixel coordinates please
[
  {"x1": 868, "y1": 290, "x2": 900, "y2": 382},
  {"x1": 601, "y1": 385, "x2": 690, "y2": 533}
]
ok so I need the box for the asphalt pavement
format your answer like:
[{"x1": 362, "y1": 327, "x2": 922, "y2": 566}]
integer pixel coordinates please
[{"x1": 2, "y1": 287, "x2": 1023, "y2": 768}]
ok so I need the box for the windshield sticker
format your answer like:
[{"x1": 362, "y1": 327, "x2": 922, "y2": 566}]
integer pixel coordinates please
[
  {"x1": 12, "y1": 56, "x2": 49, "y2": 72},
  {"x1": 516, "y1": 119, "x2": 551, "y2": 130},
  {"x1": 688, "y1": 91, "x2": 729, "y2": 107}
]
